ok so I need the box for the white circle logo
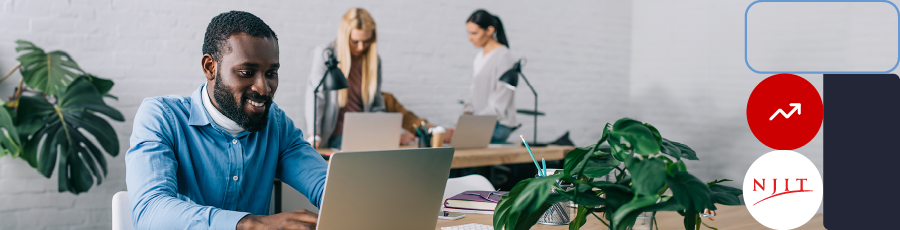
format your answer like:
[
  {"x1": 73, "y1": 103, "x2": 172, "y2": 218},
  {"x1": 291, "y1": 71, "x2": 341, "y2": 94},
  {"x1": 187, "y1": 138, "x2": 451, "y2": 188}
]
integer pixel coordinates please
[{"x1": 743, "y1": 150, "x2": 822, "y2": 230}]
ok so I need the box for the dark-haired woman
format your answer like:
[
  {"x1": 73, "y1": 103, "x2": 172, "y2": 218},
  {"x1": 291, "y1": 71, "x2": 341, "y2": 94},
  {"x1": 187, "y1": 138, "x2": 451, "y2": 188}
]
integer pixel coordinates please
[{"x1": 463, "y1": 9, "x2": 517, "y2": 143}]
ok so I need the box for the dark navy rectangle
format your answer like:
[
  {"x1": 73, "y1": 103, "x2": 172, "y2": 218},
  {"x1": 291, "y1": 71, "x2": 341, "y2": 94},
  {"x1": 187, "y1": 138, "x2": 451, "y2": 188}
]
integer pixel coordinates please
[{"x1": 824, "y1": 74, "x2": 900, "y2": 229}]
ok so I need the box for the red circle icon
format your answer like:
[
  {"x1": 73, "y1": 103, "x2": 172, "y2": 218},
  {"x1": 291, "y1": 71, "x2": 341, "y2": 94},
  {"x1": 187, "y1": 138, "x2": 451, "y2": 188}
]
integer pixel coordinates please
[{"x1": 747, "y1": 74, "x2": 823, "y2": 150}]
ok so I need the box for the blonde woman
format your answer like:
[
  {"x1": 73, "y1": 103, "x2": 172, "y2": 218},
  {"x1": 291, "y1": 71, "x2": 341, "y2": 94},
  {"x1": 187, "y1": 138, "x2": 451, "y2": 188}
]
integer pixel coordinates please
[{"x1": 305, "y1": 8, "x2": 385, "y2": 149}]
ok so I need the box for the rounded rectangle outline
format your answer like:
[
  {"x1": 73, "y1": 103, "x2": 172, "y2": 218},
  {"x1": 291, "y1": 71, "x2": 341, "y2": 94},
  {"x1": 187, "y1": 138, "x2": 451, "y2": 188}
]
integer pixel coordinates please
[{"x1": 745, "y1": 0, "x2": 900, "y2": 74}]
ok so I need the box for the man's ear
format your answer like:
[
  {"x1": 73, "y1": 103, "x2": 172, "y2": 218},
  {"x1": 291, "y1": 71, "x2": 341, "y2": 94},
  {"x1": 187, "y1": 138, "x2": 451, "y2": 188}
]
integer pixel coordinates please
[{"x1": 202, "y1": 54, "x2": 217, "y2": 81}]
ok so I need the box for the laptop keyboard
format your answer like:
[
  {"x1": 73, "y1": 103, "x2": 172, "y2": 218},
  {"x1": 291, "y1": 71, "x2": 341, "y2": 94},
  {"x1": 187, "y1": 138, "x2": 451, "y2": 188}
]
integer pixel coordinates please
[{"x1": 441, "y1": 223, "x2": 495, "y2": 230}]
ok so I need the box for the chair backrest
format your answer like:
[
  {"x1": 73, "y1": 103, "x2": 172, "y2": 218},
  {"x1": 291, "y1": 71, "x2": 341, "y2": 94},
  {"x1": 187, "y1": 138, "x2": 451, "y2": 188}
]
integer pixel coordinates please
[
  {"x1": 112, "y1": 191, "x2": 134, "y2": 230},
  {"x1": 442, "y1": 174, "x2": 495, "y2": 202}
]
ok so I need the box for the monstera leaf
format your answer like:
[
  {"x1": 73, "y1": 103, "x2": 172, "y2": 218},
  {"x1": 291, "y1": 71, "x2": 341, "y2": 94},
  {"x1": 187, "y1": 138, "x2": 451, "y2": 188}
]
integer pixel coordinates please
[
  {"x1": 82, "y1": 73, "x2": 117, "y2": 99},
  {"x1": 17, "y1": 77, "x2": 124, "y2": 194},
  {"x1": 15, "y1": 40, "x2": 84, "y2": 96},
  {"x1": 0, "y1": 104, "x2": 21, "y2": 158}
]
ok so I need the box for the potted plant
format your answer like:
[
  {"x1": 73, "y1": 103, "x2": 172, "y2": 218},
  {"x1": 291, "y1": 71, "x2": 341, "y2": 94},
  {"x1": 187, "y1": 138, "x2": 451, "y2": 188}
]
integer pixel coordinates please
[
  {"x1": 0, "y1": 40, "x2": 124, "y2": 194},
  {"x1": 494, "y1": 118, "x2": 743, "y2": 230}
]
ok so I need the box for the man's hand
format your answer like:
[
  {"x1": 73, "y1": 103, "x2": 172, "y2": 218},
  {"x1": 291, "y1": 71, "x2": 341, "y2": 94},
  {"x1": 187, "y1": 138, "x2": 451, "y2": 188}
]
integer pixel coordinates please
[
  {"x1": 444, "y1": 128, "x2": 455, "y2": 143},
  {"x1": 237, "y1": 209, "x2": 318, "y2": 230},
  {"x1": 400, "y1": 130, "x2": 417, "y2": 145}
]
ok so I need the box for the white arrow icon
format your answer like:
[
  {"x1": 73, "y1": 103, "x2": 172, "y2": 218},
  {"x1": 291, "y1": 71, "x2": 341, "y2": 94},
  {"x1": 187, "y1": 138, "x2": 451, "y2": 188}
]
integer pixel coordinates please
[{"x1": 770, "y1": 103, "x2": 801, "y2": 121}]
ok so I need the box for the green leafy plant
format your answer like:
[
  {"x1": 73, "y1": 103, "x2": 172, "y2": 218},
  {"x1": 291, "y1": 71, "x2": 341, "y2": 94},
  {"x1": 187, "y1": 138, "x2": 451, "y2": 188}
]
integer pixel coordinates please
[
  {"x1": 0, "y1": 40, "x2": 124, "y2": 194},
  {"x1": 494, "y1": 118, "x2": 743, "y2": 230}
]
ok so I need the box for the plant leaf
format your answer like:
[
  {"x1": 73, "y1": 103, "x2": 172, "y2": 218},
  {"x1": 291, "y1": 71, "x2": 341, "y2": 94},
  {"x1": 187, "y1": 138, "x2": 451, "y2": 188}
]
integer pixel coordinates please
[
  {"x1": 597, "y1": 182, "x2": 635, "y2": 225},
  {"x1": 640, "y1": 196, "x2": 684, "y2": 212},
  {"x1": 706, "y1": 179, "x2": 732, "y2": 186},
  {"x1": 709, "y1": 183, "x2": 742, "y2": 196},
  {"x1": 81, "y1": 74, "x2": 113, "y2": 95},
  {"x1": 667, "y1": 160, "x2": 688, "y2": 175},
  {"x1": 660, "y1": 138, "x2": 682, "y2": 160},
  {"x1": 663, "y1": 138, "x2": 698, "y2": 160},
  {"x1": 596, "y1": 123, "x2": 611, "y2": 146},
  {"x1": 644, "y1": 123, "x2": 663, "y2": 150},
  {"x1": 562, "y1": 188, "x2": 607, "y2": 207},
  {"x1": 628, "y1": 157, "x2": 667, "y2": 196},
  {"x1": 16, "y1": 77, "x2": 123, "y2": 194},
  {"x1": 612, "y1": 194, "x2": 659, "y2": 229},
  {"x1": 684, "y1": 212, "x2": 699, "y2": 230},
  {"x1": 582, "y1": 148, "x2": 618, "y2": 178},
  {"x1": 82, "y1": 74, "x2": 117, "y2": 100},
  {"x1": 570, "y1": 206, "x2": 590, "y2": 230},
  {"x1": 666, "y1": 171, "x2": 714, "y2": 213},
  {"x1": 494, "y1": 175, "x2": 563, "y2": 230},
  {"x1": 563, "y1": 145, "x2": 592, "y2": 176},
  {"x1": 0, "y1": 104, "x2": 22, "y2": 158},
  {"x1": 709, "y1": 184, "x2": 743, "y2": 206},
  {"x1": 608, "y1": 118, "x2": 661, "y2": 156},
  {"x1": 15, "y1": 40, "x2": 84, "y2": 96}
]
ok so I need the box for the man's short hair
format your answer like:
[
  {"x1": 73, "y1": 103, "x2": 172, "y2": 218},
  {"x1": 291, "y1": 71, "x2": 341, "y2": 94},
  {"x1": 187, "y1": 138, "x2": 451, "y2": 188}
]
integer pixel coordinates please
[{"x1": 202, "y1": 11, "x2": 278, "y2": 62}]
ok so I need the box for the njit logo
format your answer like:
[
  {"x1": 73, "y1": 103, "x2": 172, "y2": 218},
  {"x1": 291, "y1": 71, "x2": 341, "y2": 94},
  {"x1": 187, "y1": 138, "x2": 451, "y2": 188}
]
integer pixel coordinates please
[
  {"x1": 743, "y1": 150, "x2": 822, "y2": 230},
  {"x1": 750, "y1": 178, "x2": 812, "y2": 206}
]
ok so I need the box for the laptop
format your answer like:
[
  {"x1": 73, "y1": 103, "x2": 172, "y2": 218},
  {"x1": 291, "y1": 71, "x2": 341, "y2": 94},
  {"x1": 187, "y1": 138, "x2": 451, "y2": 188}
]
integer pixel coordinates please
[
  {"x1": 340, "y1": 112, "x2": 403, "y2": 151},
  {"x1": 316, "y1": 148, "x2": 455, "y2": 230},
  {"x1": 448, "y1": 115, "x2": 497, "y2": 149}
]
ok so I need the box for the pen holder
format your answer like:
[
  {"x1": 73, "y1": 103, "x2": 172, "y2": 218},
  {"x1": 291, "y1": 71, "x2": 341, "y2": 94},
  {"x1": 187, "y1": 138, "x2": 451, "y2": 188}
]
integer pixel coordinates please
[
  {"x1": 417, "y1": 135, "x2": 430, "y2": 148},
  {"x1": 538, "y1": 188, "x2": 571, "y2": 225},
  {"x1": 535, "y1": 173, "x2": 571, "y2": 225}
]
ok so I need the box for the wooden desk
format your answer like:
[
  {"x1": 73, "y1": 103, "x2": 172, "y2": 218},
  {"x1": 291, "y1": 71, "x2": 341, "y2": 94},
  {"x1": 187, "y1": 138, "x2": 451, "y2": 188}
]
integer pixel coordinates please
[
  {"x1": 435, "y1": 205, "x2": 825, "y2": 229},
  {"x1": 274, "y1": 146, "x2": 574, "y2": 213},
  {"x1": 317, "y1": 145, "x2": 575, "y2": 169}
]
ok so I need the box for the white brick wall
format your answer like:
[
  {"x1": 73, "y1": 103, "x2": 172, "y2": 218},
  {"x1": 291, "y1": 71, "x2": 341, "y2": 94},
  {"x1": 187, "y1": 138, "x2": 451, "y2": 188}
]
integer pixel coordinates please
[
  {"x1": 0, "y1": 0, "x2": 631, "y2": 229},
  {"x1": 627, "y1": 0, "x2": 885, "y2": 214}
]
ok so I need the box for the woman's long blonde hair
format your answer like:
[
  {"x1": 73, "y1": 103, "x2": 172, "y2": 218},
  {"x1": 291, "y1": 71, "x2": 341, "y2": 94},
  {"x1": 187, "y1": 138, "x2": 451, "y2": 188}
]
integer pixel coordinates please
[{"x1": 335, "y1": 8, "x2": 378, "y2": 108}]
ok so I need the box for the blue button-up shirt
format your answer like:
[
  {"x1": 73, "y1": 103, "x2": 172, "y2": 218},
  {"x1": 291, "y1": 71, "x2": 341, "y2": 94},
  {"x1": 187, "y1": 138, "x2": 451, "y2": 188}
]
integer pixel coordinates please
[{"x1": 125, "y1": 83, "x2": 327, "y2": 230}]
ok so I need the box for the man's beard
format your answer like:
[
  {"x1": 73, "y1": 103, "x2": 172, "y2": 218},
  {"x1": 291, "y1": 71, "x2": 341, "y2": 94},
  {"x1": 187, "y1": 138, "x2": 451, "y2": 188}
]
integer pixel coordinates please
[{"x1": 213, "y1": 74, "x2": 273, "y2": 132}]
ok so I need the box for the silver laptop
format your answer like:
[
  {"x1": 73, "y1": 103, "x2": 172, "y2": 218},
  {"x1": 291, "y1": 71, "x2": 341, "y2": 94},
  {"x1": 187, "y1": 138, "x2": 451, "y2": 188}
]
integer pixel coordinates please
[
  {"x1": 449, "y1": 115, "x2": 497, "y2": 149},
  {"x1": 316, "y1": 148, "x2": 454, "y2": 230},
  {"x1": 341, "y1": 112, "x2": 402, "y2": 151}
]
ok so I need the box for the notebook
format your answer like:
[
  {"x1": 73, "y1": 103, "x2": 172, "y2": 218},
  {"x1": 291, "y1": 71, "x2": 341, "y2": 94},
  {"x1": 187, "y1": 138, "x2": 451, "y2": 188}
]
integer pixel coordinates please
[{"x1": 443, "y1": 190, "x2": 508, "y2": 212}]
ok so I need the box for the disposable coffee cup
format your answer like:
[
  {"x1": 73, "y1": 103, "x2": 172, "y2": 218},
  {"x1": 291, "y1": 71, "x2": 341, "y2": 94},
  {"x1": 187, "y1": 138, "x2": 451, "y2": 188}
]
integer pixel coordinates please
[{"x1": 430, "y1": 126, "x2": 446, "y2": 147}]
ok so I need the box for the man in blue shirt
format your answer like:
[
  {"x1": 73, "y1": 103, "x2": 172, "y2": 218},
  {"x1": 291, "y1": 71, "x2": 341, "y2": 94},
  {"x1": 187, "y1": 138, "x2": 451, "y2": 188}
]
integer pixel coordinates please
[{"x1": 125, "y1": 11, "x2": 325, "y2": 229}]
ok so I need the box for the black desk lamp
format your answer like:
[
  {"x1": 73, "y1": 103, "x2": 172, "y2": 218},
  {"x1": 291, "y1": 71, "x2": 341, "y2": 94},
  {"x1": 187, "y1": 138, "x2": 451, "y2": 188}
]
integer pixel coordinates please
[
  {"x1": 498, "y1": 59, "x2": 540, "y2": 144},
  {"x1": 312, "y1": 47, "x2": 348, "y2": 149}
]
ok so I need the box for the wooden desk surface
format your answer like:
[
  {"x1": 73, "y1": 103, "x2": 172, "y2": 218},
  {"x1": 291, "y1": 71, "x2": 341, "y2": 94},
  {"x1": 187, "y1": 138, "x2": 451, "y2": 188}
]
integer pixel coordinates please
[
  {"x1": 318, "y1": 145, "x2": 575, "y2": 169},
  {"x1": 435, "y1": 205, "x2": 825, "y2": 229}
]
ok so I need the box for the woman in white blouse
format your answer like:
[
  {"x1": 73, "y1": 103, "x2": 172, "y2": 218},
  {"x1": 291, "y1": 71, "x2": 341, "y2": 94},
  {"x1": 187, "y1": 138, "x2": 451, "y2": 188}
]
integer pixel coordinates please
[{"x1": 463, "y1": 9, "x2": 517, "y2": 143}]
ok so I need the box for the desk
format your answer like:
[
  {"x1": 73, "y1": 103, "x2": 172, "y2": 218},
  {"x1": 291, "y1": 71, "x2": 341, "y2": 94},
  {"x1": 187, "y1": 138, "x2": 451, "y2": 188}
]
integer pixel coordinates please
[
  {"x1": 274, "y1": 146, "x2": 575, "y2": 213},
  {"x1": 434, "y1": 205, "x2": 825, "y2": 229},
  {"x1": 317, "y1": 145, "x2": 575, "y2": 169}
]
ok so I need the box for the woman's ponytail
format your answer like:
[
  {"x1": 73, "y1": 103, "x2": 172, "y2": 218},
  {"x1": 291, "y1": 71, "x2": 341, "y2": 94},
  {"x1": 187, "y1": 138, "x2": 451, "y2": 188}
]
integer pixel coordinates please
[
  {"x1": 467, "y1": 9, "x2": 509, "y2": 48},
  {"x1": 491, "y1": 15, "x2": 509, "y2": 48}
]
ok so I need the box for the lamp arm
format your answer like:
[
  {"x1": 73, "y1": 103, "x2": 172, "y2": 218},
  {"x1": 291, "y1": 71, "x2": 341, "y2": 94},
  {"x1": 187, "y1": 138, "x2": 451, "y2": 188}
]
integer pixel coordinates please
[
  {"x1": 312, "y1": 65, "x2": 334, "y2": 149},
  {"x1": 518, "y1": 72, "x2": 537, "y2": 97},
  {"x1": 519, "y1": 72, "x2": 538, "y2": 143}
]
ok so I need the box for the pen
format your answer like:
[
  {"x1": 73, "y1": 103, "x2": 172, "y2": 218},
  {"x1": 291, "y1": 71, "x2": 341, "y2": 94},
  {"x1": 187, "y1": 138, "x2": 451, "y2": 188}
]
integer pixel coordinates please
[
  {"x1": 520, "y1": 135, "x2": 543, "y2": 177},
  {"x1": 542, "y1": 157, "x2": 546, "y2": 177}
]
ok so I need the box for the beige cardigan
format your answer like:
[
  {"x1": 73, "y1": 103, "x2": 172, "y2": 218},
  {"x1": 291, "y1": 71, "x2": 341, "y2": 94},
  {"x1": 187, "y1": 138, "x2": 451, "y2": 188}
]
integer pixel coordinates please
[{"x1": 463, "y1": 46, "x2": 518, "y2": 127}]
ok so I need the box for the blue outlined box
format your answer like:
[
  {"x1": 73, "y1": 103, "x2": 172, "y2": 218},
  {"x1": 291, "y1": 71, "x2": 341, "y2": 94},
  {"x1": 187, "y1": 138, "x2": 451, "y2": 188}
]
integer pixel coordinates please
[{"x1": 745, "y1": 0, "x2": 900, "y2": 74}]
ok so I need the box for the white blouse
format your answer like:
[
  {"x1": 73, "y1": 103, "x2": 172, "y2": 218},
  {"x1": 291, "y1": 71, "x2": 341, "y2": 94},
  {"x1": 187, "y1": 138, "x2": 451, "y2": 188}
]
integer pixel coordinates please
[{"x1": 463, "y1": 46, "x2": 518, "y2": 127}]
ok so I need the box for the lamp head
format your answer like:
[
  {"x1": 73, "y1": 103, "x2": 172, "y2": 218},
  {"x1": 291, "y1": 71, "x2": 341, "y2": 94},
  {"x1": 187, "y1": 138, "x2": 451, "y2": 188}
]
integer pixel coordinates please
[
  {"x1": 499, "y1": 60, "x2": 522, "y2": 88},
  {"x1": 324, "y1": 67, "x2": 348, "y2": 90},
  {"x1": 323, "y1": 48, "x2": 348, "y2": 91}
]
